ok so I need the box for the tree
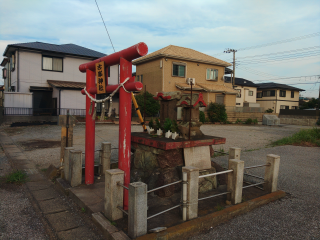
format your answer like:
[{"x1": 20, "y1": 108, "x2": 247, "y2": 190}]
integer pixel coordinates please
[
  {"x1": 300, "y1": 98, "x2": 320, "y2": 109},
  {"x1": 135, "y1": 91, "x2": 160, "y2": 116}
]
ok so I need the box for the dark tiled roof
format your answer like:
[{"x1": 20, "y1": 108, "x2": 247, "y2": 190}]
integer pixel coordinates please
[
  {"x1": 224, "y1": 77, "x2": 259, "y2": 87},
  {"x1": 257, "y1": 82, "x2": 304, "y2": 91},
  {"x1": 47, "y1": 80, "x2": 85, "y2": 89},
  {"x1": 3, "y1": 42, "x2": 106, "y2": 58}
]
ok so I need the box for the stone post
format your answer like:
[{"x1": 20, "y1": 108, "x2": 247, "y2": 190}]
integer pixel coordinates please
[
  {"x1": 63, "y1": 147, "x2": 74, "y2": 182},
  {"x1": 264, "y1": 154, "x2": 280, "y2": 193},
  {"x1": 101, "y1": 142, "x2": 111, "y2": 175},
  {"x1": 227, "y1": 159, "x2": 244, "y2": 205},
  {"x1": 182, "y1": 166, "x2": 199, "y2": 220},
  {"x1": 105, "y1": 169, "x2": 124, "y2": 221},
  {"x1": 229, "y1": 147, "x2": 241, "y2": 160},
  {"x1": 69, "y1": 150, "x2": 82, "y2": 187},
  {"x1": 59, "y1": 115, "x2": 75, "y2": 166},
  {"x1": 128, "y1": 182, "x2": 147, "y2": 238}
]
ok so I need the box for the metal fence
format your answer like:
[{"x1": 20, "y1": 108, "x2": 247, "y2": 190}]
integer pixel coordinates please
[{"x1": 3, "y1": 107, "x2": 86, "y2": 116}]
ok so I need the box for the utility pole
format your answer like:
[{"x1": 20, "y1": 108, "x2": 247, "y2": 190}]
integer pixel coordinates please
[{"x1": 224, "y1": 49, "x2": 237, "y2": 88}]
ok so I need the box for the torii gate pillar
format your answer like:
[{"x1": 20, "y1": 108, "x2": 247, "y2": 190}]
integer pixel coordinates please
[{"x1": 79, "y1": 43, "x2": 148, "y2": 209}]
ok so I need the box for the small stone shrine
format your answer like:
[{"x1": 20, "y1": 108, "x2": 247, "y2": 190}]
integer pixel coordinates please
[
  {"x1": 176, "y1": 92, "x2": 207, "y2": 140},
  {"x1": 131, "y1": 91, "x2": 226, "y2": 197}
]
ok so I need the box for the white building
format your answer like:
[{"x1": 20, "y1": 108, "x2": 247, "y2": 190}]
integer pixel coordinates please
[
  {"x1": 224, "y1": 77, "x2": 260, "y2": 108},
  {"x1": 1, "y1": 42, "x2": 119, "y2": 116}
]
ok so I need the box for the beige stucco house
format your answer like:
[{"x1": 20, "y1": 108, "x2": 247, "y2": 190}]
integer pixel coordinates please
[
  {"x1": 1, "y1": 42, "x2": 119, "y2": 115},
  {"x1": 256, "y1": 83, "x2": 304, "y2": 113},
  {"x1": 132, "y1": 45, "x2": 238, "y2": 108}
]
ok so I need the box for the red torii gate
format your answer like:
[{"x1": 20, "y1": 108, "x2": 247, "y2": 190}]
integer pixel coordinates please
[{"x1": 79, "y1": 43, "x2": 148, "y2": 209}]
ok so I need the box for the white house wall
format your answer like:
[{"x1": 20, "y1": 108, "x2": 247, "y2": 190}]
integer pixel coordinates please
[
  {"x1": 17, "y1": 51, "x2": 119, "y2": 93},
  {"x1": 4, "y1": 92, "x2": 32, "y2": 108},
  {"x1": 60, "y1": 90, "x2": 85, "y2": 109},
  {"x1": 234, "y1": 86, "x2": 257, "y2": 107}
]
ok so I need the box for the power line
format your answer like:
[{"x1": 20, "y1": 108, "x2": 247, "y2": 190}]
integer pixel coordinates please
[
  {"x1": 252, "y1": 75, "x2": 319, "y2": 82},
  {"x1": 94, "y1": 0, "x2": 115, "y2": 53},
  {"x1": 236, "y1": 51, "x2": 320, "y2": 65},
  {"x1": 212, "y1": 32, "x2": 320, "y2": 56},
  {"x1": 235, "y1": 46, "x2": 320, "y2": 60},
  {"x1": 237, "y1": 32, "x2": 320, "y2": 51}
]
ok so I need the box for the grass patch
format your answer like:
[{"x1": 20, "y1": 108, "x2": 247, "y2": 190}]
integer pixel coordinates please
[
  {"x1": 6, "y1": 170, "x2": 28, "y2": 184},
  {"x1": 271, "y1": 127, "x2": 320, "y2": 147}
]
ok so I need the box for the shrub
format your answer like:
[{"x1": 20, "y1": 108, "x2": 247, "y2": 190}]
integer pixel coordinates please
[
  {"x1": 245, "y1": 118, "x2": 253, "y2": 124},
  {"x1": 155, "y1": 118, "x2": 162, "y2": 131},
  {"x1": 207, "y1": 103, "x2": 228, "y2": 123},
  {"x1": 148, "y1": 118, "x2": 154, "y2": 129},
  {"x1": 171, "y1": 120, "x2": 179, "y2": 133},
  {"x1": 253, "y1": 118, "x2": 258, "y2": 124},
  {"x1": 199, "y1": 111, "x2": 206, "y2": 123},
  {"x1": 135, "y1": 91, "x2": 160, "y2": 116},
  {"x1": 265, "y1": 108, "x2": 273, "y2": 113},
  {"x1": 235, "y1": 118, "x2": 242, "y2": 124},
  {"x1": 163, "y1": 118, "x2": 172, "y2": 132}
]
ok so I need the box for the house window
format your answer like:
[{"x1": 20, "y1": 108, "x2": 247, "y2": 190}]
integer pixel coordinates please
[
  {"x1": 206, "y1": 68, "x2": 218, "y2": 81},
  {"x1": 136, "y1": 75, "x2": 139, "y2": 82},
  {"x1": 248, "y1": 91, "x2": 253, "y2": 96},
  {"x1": 172, "y1": 63, "x2": 185, "y2": 77},
  {"x1": 140, "y1": 75, "x2": 143, "y2": 83},
  {"x1": 280, "y1": 90, "x2": 286, "y2": 97},
  {"x1": 257, "y1": 92, "x2": 262, "y2": 98},
  {"x1": 236, "y1": 103, "x2": 241, "y2": 105},
  {"x1": 291, "y1": 91, "x2": 294, "y2": 98},
  {"x1": 236, "y1": 89, "x2": 241, "y2": 98},
  {"x1": 262, "y1": 90, "x2": 275, "y2": 97},
  {"x1": 292, "y1": 106, "x2": 297, "y2": 109},
  {"x1": 42, "y1": 56, "x2": 63, "y2": 72},
  {"x1": 280, "y1": 105, "x2": 289, "y2": 109}
]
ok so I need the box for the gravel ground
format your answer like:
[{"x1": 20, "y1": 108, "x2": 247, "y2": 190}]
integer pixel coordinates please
[
  {"x1": 191, "y1": 145, "x2": 320, "y2": 240},
  {"x1": 0, "y1": 151, "x2": 48, "y2": 240},
  {"x1": 0, "y1": 123, "x2": 318, "y2": 239},
  {"x1": 0, "y1": 123, "x2": 311, "y2": 168}
]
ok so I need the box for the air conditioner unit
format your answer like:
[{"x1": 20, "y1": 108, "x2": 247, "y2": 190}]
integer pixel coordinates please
[{"x1": 186, "y1": 78, "x2": 195, "y2": 85}]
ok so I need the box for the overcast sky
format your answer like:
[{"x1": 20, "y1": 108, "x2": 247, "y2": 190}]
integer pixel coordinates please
[{"x1": 1, "y1": 0, "x2": 319, "y2": 97}]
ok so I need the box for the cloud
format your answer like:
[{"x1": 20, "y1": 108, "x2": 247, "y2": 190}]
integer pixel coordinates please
[{"x1": 1, "y1": 0, "x2": 320, "y2": 96}]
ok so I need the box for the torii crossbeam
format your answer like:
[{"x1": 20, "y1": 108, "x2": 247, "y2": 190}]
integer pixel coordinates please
[{"x1": 79, "y1": 43, "x2": 148, "y2": 209}]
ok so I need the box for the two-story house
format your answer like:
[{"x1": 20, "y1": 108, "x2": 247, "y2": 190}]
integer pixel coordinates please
[
  {"x1": 1, "y1": 42, "x2": 119, "y2": 115},
  {"x1": 132, "y1": 45, "x2": 238, "y2": 109},
  {"x1": 225, "y1": 77, "x2": 260, "y2": 107},
  {"x1": 256, "y1": 82, "x2": 304, "y2": 113}
]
